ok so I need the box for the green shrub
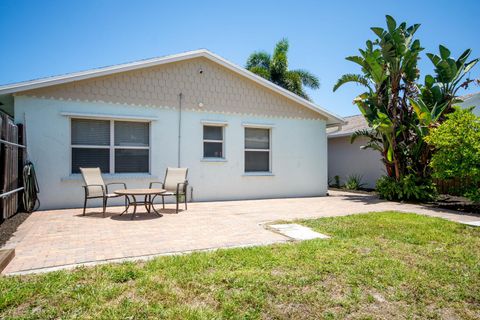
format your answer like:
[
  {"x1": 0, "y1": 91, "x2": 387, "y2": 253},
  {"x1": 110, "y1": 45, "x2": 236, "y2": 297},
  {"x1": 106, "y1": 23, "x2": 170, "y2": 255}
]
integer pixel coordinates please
[
  {"x1": 345, "y1": 174, "x2": 366, "y2": 190},
  {"x1": 425, "y1": 107, "x2": 480, "y2": 202},
  {"x1": 329, "y1": 175, "x2": 341, "y2": 188},
  {"x1": 376, "y1": 175, "x2": 437, "y2": 202}
]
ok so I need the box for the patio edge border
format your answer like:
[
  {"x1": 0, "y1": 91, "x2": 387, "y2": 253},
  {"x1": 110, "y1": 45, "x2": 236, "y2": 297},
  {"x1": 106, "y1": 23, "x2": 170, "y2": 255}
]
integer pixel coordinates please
[{"x1": 4, "y1": 239, "x2": 290, "y2": 276}]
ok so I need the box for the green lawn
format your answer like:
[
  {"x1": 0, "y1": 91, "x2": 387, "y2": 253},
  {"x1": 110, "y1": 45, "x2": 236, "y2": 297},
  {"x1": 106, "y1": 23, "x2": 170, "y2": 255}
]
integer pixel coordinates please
[{"x1": 1, "y1": 211, "x2": 479, "y2": 319}]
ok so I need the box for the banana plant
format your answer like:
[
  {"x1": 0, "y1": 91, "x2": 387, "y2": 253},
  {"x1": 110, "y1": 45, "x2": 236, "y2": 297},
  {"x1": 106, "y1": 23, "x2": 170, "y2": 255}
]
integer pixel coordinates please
[
  {"x1": 412, "y1": 46, "x2": 478, "y2": 133},
  {"x1": 334, "y1": 15, "x2": 424, "y2": 179},
  {"x1": 333, "y1": 15, "x2": 478, "y2": 182},
  {"x1": 423, "y1": 46, "x2": 478, "y2": 113}
]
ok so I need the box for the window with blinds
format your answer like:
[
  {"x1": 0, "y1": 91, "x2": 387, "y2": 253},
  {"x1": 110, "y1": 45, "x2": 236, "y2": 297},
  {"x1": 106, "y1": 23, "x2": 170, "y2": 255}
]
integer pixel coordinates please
[
  {"x1": 244, "y1": 127, "x2": 270, "y2": 172},
  {"x1": 71, "y1": 119, "x2": 150, "y2": 174},
  {"x1": 203, "y1": 125, "x2": 224, "y2": 158}
]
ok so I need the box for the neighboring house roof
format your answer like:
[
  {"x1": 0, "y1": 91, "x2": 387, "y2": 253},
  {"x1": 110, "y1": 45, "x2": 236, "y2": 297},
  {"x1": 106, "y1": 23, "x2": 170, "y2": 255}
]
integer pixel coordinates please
[
  {"x1": 0, "y1": 49, "x2": 344, "y2": 125},
  {"x1": 459, "y1": 92, "x2": 480, "y2": 115},
  {"x1": 326, "y1": 92, "x2": 480, "y2": 138},
  {"x1": 327, "y1": 114, "x2": 369, "y2": 138}
]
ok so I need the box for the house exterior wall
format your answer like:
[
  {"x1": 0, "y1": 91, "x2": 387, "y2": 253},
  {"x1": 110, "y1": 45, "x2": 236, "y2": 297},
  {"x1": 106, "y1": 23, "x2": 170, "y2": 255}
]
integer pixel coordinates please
[
  {"x1": 15, "y1": 96, "x2": 328, "y2": 209},
  {"x1": 328, "y1": 136, "x2": 384, "y2": 188}
]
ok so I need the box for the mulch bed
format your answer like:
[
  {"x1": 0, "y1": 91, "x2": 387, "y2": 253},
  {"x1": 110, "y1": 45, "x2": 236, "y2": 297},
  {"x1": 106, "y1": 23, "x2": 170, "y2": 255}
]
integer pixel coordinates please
[
  {"x1": 0, "y1": 212, "x2": 30, "y2": 247},
  {"x1": 328, "y1": 187, "x2": 377, "y2": 196},
  {"x1": 434, "y1": 195, "x2": 480, "y2": 215},
  {"x1": 330, "y1": 187, "x2": 480, "y2": 215}
]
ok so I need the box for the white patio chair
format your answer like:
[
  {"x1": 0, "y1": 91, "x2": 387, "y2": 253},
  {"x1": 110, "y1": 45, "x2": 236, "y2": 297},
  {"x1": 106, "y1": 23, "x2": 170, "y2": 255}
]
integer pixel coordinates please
[
  {"x1": 149, "y1": 167, "x2": 188, "y2": 213},
  {"x1": 80, "y1": 167, "x2": 126, "y2": 216}
]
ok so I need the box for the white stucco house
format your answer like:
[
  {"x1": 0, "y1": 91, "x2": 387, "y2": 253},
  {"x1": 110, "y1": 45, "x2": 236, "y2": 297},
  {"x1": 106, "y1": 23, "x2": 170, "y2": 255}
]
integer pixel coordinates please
[
  {"x1": 0, "y1": 49, "x2": 343, "y2": 209},
  {"x1": 327, "y1": 115, "x2": 384, "y2": 189}
]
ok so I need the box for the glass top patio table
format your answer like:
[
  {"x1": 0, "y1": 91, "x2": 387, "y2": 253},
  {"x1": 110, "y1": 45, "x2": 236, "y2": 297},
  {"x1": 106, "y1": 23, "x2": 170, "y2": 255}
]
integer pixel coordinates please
[{"x1": 114, "y1": 188, "x2": 166, "y2": 219}]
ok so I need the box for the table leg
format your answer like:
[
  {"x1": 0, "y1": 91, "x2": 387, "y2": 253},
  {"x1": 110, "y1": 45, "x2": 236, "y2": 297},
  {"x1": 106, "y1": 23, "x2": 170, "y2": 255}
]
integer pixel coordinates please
[
  {"x1": 149, "y1": 195, "x2": 163, "y2": 217},
  {"x1": 119, "y1": 195, "x2": 130, "y2": 216},
  {"x1": 144, "y1": 195, "x2": 151, "y2": 213},
  {"x1": 131, "y1": 195, "x2": 138, "y2": 220}
]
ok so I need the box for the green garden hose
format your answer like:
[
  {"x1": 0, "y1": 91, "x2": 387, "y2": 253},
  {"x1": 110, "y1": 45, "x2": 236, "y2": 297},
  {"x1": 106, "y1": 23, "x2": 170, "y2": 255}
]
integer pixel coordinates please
[{"x1": 22, "y1": 161, "x2": 40, "y2": 212}]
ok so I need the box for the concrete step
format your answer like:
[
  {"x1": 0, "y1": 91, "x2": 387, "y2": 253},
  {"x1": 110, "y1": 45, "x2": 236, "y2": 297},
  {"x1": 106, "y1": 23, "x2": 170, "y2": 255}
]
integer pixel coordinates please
[
  {"x1": 269, "y1": 224, "x2": 330, "y2": 240},
  {"x1": 0, "y1": 249, "x2": 15, "y2": 273}
]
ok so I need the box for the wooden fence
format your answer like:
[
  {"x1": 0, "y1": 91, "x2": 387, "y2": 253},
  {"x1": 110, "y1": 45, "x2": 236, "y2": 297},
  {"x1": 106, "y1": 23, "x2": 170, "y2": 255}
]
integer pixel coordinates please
[
  {"x1": 433, "y1": 178, "x2": 474, "y2": 196},
  {"x1": 0, "y1": 113, "x2": 25, "y2": 221}
]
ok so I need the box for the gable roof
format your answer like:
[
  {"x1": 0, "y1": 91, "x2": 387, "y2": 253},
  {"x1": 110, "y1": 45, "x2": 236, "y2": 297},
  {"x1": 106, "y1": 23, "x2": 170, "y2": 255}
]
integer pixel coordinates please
[
  {"x1": 327, "y1": 114, "x2": 369, "y2": 138},
  {"x1": 459, "y1": 92, "x2": 480, "y2": 106},
  {"x1": 460, "y1": 92, "x2": 480, "y2": 102},
  {"x1": 0, "y1": 49, "x2": 344, "y2": 125}
]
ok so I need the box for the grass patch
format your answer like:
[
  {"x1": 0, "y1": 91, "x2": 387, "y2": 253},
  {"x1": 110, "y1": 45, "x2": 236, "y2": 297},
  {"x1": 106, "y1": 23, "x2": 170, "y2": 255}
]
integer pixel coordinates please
[{"x1": 1, "y1": 211, "x2": 479, "y2": 319}]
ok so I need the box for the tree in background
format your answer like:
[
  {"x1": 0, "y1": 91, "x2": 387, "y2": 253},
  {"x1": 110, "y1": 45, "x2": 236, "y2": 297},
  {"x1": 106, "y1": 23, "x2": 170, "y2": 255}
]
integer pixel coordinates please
[
  {"x1": 425, "y1": 107, "x2": 480, "y2": 202},
  {"x1": 246, "y1": 39, "x2": 320, "y2": 100},
  {"x1": 333, "y1": 15, "x2": 478, "y2": 200}
]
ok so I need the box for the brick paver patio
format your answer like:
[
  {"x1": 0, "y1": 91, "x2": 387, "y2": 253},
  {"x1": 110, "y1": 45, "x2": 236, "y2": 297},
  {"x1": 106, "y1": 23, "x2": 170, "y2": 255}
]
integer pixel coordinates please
[{"x1": 2, "y1": 190, "x2": 479, "y2": 275}]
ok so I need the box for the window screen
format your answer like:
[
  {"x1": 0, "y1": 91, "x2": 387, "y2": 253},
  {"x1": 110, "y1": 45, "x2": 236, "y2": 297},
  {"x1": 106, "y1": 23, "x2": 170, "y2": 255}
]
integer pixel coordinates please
[
  {"x1": 115, "y1": 149, "x2": 149, "y2": 173},
  {"x1": 245, "y1": 127, "x2": 270, "y2": 172},
  {"x1": 203, "y1": 125, "x2": 224, "y2": 158},
  {"x1": 72, "y1": 148, "x2": 110, "y2": 174}
]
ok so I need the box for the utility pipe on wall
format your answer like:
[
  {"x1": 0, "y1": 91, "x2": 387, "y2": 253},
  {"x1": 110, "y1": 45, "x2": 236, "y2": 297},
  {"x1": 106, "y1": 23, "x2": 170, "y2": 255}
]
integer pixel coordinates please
[{"x1": 177, "y1": 92, "x2": 183, "y2": 167}]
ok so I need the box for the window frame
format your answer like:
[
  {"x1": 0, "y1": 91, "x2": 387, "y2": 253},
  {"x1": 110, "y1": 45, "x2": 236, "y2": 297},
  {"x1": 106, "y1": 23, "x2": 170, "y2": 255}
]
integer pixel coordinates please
[
  {"x1": 202, "y1": 124, "x2": 226, "y2": 160},
  {"x1": 70, "y1": 118, "x2": 151, "y2": 174},
  {"x1": 244, "y1": 126, "x2": 272, "y2": 173}
]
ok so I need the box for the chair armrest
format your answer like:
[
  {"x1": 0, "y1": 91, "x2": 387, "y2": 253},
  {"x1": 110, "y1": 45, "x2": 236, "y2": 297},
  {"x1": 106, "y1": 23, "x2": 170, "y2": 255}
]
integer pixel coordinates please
[
  {"x1": 149, "y1": 182, "x2": 165, "y2": 189},
  {"x1": 176, "y1": 180, "x2": 188, "y2": 194},
  {"x1": 105, "y1": 182, "x2": 127, "y2": 193},
  {"x1": 82, "y1": 184, "x2": 105, "y2": 197}
]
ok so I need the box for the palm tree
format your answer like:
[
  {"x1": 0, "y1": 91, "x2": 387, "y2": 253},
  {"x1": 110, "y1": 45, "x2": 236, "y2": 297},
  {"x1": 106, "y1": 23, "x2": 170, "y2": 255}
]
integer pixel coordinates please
[{"x1": 246, "y1": 38, "x2": 319, "y2": 100}]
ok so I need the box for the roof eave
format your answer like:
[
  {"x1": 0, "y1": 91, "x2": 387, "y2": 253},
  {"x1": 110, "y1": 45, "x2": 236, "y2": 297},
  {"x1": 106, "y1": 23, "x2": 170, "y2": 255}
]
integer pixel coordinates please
[{"x1": 0, "y1": 50, "x2": 208, "y2": 95}]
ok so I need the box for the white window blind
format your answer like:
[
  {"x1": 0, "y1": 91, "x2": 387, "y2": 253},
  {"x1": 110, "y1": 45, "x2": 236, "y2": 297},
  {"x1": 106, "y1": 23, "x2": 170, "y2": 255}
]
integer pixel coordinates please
[
  {"x1": 71, "y1": 119, "x2": 110, "y2": 146},
  {"x1": 114, "y1": 121, "x2": 149, "y2": 147},
  {"x1": 114, "y1": 121, "x2": 150, "y2": 173}
]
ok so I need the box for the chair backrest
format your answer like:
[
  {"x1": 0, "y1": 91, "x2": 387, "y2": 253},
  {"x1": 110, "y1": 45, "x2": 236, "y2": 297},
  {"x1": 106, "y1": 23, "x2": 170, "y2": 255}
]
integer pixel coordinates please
[
  {"x1": 80, "y1": 167, "x2": 105, "y2": 197},
  {"x1": 164, "y1": 167, "x2": 188, "y2": 192}
]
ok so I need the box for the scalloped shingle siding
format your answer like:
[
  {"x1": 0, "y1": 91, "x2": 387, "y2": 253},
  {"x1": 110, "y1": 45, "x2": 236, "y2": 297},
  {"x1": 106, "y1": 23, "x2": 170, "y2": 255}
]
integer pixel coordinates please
[{"x1": 21, "y1": 57, "x2": 324, "y2": 120}]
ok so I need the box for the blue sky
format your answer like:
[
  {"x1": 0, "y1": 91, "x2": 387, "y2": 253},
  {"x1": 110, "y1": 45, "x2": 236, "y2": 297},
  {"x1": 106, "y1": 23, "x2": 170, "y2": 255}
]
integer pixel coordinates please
[{"x1": 1, "y1": 0, "x2": 479, "y2": 116}]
